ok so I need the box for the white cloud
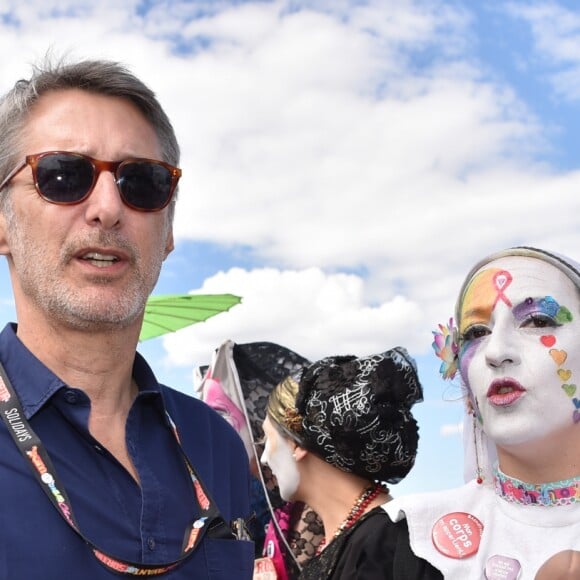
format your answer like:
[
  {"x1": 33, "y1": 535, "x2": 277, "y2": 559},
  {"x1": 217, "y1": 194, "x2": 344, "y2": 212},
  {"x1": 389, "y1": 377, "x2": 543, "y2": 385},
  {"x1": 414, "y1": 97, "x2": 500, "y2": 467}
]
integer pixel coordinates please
[
  {"x1": 440, "y1": 422, "x2": 463, "y2": 437},
  {"x1": 161, "y1": 266, "x2": 426, "y2": 366},
  {"x1": 505, "y1": 2, "x2": 580, "y2": 101},
  {"x1": 160, "y1": 1, "x2": 579, "y2": 336}
]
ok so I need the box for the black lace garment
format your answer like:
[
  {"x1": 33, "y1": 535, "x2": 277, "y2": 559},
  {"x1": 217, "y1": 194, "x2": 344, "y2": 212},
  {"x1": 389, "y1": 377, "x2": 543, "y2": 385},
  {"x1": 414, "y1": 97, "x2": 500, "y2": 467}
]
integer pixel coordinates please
[{"x1": 299, "y1": 507, "x2": 442, "y2": 580}]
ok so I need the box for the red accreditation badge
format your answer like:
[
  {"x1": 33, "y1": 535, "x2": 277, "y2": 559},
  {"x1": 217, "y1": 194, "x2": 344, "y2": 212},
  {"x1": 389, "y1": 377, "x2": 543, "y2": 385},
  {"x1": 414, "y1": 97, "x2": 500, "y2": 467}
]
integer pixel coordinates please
[
  {"x1": 253, "y1": 557, "x2": 278, "y2": 579},
  {"x1": 431, "y1": 512, "x2": 483, "y2": 559}
]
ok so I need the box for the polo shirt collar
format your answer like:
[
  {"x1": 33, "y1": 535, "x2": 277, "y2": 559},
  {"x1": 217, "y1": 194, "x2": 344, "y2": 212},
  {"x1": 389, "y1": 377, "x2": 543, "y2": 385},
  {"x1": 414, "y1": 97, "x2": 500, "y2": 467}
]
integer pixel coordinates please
[{"x1": 0, "y1": 323, "x2": 165, "y2": 420}]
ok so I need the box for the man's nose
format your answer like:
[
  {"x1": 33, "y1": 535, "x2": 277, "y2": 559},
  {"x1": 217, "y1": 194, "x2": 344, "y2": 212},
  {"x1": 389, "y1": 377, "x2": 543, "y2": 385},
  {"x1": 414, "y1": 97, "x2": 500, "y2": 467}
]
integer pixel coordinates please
[{"x1": 83, "y1": 170, "x2": 124, "y2": 229}]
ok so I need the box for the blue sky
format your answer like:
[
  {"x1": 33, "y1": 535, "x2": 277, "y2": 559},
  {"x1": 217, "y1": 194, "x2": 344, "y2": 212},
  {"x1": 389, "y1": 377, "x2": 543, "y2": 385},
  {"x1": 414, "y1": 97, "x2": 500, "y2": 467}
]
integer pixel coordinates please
[{"x1": 0, "y1": 0, "x2": 579, "y2": 496}]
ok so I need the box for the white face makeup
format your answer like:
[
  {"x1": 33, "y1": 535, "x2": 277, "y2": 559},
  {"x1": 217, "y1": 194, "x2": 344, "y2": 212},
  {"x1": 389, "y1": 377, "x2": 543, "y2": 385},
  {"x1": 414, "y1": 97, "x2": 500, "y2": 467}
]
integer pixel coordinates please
[
  {"x1": 458, "y1": 256, "x2": 580, "y2": 447},
  {"x1": 261, "y1": 416, "x2": 300, "y2": 501}
]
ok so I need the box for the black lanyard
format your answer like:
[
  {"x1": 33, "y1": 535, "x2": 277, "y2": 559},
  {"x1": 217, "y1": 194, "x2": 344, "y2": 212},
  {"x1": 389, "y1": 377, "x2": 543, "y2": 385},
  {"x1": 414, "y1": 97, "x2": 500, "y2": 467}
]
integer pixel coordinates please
[{"x1": 0, "y1": 362, "x2": 232, "y2": 575}]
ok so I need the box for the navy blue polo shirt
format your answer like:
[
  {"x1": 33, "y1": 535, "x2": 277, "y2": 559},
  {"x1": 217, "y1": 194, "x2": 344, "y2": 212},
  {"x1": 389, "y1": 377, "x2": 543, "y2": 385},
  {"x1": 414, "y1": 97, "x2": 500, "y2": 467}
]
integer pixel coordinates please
[{"x1": 0, "y1": 324, "x2": 254, "y2": 578}]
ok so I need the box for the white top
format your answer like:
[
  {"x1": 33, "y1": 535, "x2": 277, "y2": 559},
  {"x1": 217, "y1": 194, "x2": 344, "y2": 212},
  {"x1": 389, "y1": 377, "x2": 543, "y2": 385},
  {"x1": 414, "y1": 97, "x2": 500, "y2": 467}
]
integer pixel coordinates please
[{"x1": 383, "y1": 480, "x2": 579, "y2": 579}]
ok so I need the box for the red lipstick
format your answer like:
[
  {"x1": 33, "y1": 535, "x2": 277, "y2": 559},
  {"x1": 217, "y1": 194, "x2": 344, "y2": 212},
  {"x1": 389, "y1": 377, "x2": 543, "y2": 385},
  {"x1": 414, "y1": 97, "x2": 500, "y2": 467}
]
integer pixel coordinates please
[{"x1": 487, "y1": 378, "x2": 526, "y2": 407}]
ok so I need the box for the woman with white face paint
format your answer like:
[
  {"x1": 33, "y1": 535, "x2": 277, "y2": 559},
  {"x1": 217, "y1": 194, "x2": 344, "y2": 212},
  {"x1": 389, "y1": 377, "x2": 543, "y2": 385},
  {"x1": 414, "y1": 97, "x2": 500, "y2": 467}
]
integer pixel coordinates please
[
  {"x1": 261, "y1": 349, "x2": 442, "y2": 579},
  {"x1": 384, "y1": 246, "x2": 580, "y2": 580},
  {"x1": 197, "y1": 340, "x2": 324, "y2": 579}
]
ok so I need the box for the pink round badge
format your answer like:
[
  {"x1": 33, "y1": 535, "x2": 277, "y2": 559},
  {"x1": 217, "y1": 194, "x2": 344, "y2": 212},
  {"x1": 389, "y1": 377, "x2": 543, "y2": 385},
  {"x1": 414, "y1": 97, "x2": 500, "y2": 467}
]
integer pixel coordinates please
[
  {"x1": 485, "y1": 555, "x2": 521, "y2": 579},
  {"x1": 431, "y1": 512, "x2": 484, "y2": 559}
]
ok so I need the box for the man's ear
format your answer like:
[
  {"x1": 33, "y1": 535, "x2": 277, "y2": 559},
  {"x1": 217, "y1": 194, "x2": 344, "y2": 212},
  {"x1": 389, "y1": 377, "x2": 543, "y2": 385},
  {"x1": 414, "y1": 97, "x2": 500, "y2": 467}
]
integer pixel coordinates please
[
  {"x1": 0, "y1": 211, "x2": 11, "y2": 255},
  {"x1": 163, "y1": 229, "x2": 174, "y2": 259}
]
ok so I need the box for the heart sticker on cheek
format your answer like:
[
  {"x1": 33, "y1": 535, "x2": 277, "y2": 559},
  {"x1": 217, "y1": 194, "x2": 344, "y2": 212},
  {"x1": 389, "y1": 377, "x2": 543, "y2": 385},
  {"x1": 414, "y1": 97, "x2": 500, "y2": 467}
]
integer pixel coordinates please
[
  {"x1": 558, "y1": 369, "x2": 572, "y2": 382},
  {"x1": 549, "y1": 349, "x2": 567, "y2": 366},
  {"x1": 540, "y1": 335, "x2": 556, "y2": 347},
  {"x1": 562, "y1": 384, "x2": 577, "y2": 397}
]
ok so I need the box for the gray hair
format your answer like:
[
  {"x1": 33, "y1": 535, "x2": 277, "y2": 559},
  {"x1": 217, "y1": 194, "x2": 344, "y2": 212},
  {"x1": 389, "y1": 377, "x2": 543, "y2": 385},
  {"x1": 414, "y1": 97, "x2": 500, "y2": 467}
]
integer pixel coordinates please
[{"x1": 0, "y1": 56, "x2": 180, "y2": 221}]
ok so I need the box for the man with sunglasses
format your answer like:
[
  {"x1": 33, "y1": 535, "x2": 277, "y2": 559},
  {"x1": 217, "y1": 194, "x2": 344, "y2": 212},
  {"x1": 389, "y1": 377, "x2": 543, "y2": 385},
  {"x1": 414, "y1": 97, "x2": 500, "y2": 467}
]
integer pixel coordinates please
[{"x1": 0, "y1": 58, "x2": 254, "y2": 578}]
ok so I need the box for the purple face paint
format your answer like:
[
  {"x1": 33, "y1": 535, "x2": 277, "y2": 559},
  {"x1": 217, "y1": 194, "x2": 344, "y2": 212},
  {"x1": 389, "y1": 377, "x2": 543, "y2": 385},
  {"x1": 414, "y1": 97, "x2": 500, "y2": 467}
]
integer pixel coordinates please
[
  {"x1": 458, "y1": 341, "x2": 477, "y2": 385},
  {"x1": 512, "y1": 296, "x2": 559, "y2": 322}
]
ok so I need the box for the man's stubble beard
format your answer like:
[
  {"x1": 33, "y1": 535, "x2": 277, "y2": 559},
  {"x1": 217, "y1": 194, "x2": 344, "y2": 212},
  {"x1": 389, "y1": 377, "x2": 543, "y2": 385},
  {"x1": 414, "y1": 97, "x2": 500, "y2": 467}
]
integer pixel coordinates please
[{"x1": 4, "y1": 200, "x2": 168, "y2": 332}]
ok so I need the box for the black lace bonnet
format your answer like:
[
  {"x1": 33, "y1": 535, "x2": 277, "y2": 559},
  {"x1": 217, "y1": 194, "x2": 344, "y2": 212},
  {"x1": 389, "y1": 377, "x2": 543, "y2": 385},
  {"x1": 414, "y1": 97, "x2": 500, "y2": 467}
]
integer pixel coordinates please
[{"x1": 275, "y1": 347, "x2": 424, "y2": 483}]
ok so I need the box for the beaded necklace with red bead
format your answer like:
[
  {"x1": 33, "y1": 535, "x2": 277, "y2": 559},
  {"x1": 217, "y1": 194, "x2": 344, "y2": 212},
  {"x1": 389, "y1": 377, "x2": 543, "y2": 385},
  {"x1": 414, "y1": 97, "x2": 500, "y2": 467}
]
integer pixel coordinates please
[{"x1": 316, "y1": 482, "x2": 386, "y2": 555}]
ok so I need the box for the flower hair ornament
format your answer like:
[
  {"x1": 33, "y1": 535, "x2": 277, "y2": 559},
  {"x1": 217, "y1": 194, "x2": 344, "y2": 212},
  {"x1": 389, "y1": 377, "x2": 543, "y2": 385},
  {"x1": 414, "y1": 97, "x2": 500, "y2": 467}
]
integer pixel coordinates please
[
  {"x1": 283, "y1": 407, "x2": 303, "y2": 435},
  {"x1": 431, "y1": 317, "x2": 459, "y2": 380}
]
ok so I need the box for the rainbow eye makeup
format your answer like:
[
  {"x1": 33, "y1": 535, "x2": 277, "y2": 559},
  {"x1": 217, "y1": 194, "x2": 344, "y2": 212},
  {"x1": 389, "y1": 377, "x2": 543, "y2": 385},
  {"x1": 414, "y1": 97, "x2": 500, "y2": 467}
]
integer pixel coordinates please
[
  {"x1": 513, "y1": 296, "x2": 558, "y2": 319},
  {"x1": 512, "y1": 296, "x2": 573, "y2": 326}
]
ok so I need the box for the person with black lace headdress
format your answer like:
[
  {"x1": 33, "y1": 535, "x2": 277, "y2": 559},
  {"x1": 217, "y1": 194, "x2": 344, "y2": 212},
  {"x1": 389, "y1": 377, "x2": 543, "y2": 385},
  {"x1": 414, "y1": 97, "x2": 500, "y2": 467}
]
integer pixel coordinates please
[
  {"x1": 196, "y1": 339, "x2": 325, "y2": 579},
  {"x1": 261, "y1": 348, "x2": 442, "y2": 579}
]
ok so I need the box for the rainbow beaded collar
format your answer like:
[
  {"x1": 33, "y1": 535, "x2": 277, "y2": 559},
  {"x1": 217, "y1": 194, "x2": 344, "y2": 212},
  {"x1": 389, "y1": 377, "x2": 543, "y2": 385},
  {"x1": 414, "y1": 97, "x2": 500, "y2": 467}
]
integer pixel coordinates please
[{"x1": 494, "y1": 468, "x2": 579, "y2": 507}]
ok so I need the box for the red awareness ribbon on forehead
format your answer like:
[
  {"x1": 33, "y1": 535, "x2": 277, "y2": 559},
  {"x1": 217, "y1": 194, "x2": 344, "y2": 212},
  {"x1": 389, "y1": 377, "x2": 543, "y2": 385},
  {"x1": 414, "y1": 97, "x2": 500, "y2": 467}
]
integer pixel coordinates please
[{"x1": 492, "y1": 270, "x2": 513, "y2": 308}]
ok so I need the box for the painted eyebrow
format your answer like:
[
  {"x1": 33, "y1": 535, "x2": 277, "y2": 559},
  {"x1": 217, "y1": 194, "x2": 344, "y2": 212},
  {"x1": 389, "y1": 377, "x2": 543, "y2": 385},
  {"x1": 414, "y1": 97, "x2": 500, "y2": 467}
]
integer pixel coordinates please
[
  {"x1": 459, "y1": 307, "x2": 490, "y2": 332},
  {"x1": 512, "y1": 296, "x2": 559, "y2": 321}
]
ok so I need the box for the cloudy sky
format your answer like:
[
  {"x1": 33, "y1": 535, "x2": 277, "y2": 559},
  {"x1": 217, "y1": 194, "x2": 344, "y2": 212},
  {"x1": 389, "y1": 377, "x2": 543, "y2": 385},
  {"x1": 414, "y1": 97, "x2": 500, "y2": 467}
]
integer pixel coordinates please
[{"x1": 0, "y1": 0, "x2": 579, "y2": 495}]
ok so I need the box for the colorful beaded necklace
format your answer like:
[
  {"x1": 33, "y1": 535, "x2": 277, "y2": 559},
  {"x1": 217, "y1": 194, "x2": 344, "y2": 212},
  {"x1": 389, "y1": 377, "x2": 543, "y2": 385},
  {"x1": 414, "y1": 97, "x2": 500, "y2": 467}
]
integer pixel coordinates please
[{"x1": 316, "y1": 482, "x2": 385, "y2": 555}]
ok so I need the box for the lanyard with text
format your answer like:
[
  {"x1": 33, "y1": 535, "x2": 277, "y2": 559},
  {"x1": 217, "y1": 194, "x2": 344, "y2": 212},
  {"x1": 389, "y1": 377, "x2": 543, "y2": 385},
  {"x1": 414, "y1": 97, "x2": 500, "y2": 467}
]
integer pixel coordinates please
[{"x1": 0, "y1": 362, "x2": 233, "y2": 576}]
